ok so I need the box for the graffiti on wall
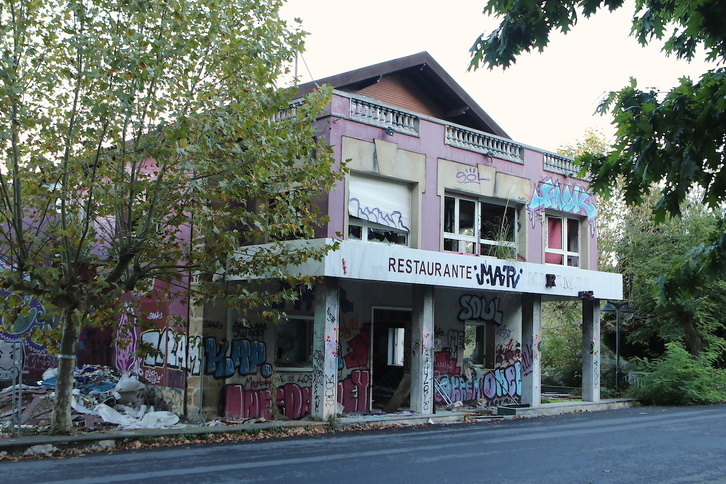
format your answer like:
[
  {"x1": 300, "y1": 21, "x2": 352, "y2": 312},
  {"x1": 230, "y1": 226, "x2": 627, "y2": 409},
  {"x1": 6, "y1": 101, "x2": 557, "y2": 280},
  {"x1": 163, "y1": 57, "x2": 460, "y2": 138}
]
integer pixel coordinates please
[
  {"x1": 521, "y1": 334, "x2": 540, "y2": 378},
  {"x1": 527, "y1": 177, "x2": 597, "y2": 235},
  {"x1": 114, "y1": 300, "x2": 192, "y2": 389},
  {"x1": 434, "y1": 348, "x2": 521, "y2": 405},
  {"x1": 456, "y1": 166, "x2": 490, "y2": 185},
  {"x1": 141, "y1": 328, "x2": 202, "y2": 375},
  {"x1": 204, "y1": 337, "x2": 273, "y2": 379},
  {"x1": 0, "y1": 291, "x2": 58, "y2": 353},
  {"x1": 475, "y1": 262, "x2": 523, "y2": 289},
  {"x1": 457, "y1": 294, "x2": 504, "y2": 326}
]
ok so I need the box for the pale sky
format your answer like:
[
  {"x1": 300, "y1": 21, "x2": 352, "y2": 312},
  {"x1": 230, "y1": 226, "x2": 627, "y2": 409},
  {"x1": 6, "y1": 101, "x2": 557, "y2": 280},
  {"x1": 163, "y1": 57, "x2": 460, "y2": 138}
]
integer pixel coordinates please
[{"x1": 280, "y1": 0, "x2": 715, "y2": 153}]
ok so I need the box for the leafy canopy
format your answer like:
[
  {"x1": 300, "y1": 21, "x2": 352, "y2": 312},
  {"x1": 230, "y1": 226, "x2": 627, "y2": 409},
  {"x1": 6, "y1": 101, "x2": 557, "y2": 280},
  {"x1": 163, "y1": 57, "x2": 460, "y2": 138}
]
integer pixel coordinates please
[
  {"x1": 0, "y1": 0, "x2": 340, "y2": 433},
  {"x1": 470, "y1": 0, "x2": 726, "y2": 298}
]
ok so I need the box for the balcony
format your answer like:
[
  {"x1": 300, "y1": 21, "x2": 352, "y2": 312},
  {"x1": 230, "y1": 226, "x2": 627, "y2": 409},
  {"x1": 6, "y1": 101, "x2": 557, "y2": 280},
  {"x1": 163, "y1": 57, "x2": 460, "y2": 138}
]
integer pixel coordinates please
[
  {"x1": 445, "y1": 125, "x2": 525, "y2": 164},
  {"x1": 350, "y1": 98, "x2": 419, "y2": 136},
  {"x1": 343, "y1": 93, "x2": 581, "y2": 178},
  {"x1": 543, "y1": 152, "x2": 582, "y2": 177}
]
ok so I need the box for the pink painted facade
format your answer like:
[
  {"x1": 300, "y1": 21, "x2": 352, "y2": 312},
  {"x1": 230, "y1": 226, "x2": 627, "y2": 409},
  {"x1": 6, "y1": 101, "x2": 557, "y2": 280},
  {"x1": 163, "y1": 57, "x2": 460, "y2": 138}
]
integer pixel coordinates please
[
  {"x1": 213, "y1": 52, "x2": 622, "y2": 421},
  {"x1": 1, "y1": 53, "x2": 621, "y2": 422}
]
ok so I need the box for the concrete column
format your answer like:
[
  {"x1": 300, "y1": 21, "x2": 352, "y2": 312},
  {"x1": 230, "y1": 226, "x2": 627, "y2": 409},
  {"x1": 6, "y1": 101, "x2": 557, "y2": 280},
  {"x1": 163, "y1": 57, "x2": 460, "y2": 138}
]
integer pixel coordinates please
[
  {"x1": 312, "y1": 278, "x2": 340, "y2": 420},
  {"x1": 581, "y1": 298, "x2": 601, "y2": 402},
  {"x1": 184, "y1": 301, "x2": 205, "y2": 423},
  {"x1": 410, "y1": 285, "x2": 435, "y2": 414},
  {"x1": 521, "y1": 294, "x2": 542, "y2": 407}
]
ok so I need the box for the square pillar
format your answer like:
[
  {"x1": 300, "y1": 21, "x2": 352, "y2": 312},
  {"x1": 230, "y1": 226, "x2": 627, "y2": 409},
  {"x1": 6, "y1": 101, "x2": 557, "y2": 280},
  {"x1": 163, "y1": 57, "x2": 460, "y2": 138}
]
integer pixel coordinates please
[
  {"x1": 521, "y1": 294, "x2": 542, "y2": 407},
  {"x1": 312, "y1": 278, "x2": 340, "y2": 419},
  {"x1": 581, "y1": 299, "x2": 601, "y2": 402},
  {"x1": 410, "y1": 285, "x2": 435, "y2": 414}
]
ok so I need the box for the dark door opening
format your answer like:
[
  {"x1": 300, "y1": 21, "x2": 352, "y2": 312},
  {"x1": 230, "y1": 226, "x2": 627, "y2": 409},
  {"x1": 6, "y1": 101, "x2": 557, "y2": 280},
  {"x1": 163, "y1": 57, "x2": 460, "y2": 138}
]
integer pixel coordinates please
[{"x1": 371, "y1": 308, "x2": 411, "y2": 411}]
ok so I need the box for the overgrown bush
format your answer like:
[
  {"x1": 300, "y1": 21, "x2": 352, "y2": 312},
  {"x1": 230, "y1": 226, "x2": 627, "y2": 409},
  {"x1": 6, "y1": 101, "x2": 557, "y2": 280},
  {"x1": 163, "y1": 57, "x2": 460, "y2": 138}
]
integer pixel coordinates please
[{"x1": 630, "y1": 343, "x2": 726, "y2": 405}]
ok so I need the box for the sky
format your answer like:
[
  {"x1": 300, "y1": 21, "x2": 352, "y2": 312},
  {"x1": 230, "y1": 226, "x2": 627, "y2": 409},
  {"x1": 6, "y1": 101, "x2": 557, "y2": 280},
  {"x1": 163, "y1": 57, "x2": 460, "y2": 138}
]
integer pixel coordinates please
[{"x1": 279, "y1": 0, "x2": 715, "y2": 153}]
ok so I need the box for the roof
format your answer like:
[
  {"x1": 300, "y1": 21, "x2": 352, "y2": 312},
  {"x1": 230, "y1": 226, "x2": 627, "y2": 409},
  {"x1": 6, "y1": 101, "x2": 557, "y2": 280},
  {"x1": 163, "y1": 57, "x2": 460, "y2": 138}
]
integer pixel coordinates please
[{"x1": 296, "y1": 52, "x2": 510, "y2": 138}]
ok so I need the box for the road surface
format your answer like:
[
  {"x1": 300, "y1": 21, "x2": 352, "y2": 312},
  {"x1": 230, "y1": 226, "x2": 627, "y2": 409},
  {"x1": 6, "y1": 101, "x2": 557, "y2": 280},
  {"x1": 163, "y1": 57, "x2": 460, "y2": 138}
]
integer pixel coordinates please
[{"x1": 5, "y1": 404, "x2": 726, "y2": 483}]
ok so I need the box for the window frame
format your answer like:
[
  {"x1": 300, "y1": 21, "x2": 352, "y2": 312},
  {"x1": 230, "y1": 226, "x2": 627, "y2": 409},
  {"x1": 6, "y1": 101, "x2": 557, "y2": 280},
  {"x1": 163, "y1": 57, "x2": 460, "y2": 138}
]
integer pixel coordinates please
[
  {"x1": 348, "y1": 216, "x2": 410, "y2": 246},
  {"x1": 463, "y1": 322, "x2": 495, "y2": 368},
  {"x1": 544, "y1": 214, "x2": 581, "y2": 268},
  {"x1": 275, "y1": 315, "x2": 314, "y2": 371},
  {"x1": 347, "y1": 174, "x2": 412, "y2": 247},
  {"x1": 443, "y1": 193, "x2": 518, "y2": 258}
]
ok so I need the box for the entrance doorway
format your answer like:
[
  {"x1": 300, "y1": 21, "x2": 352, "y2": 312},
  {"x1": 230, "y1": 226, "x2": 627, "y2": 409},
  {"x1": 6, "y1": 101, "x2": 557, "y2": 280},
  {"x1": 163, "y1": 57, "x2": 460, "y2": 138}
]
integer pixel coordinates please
[{"x1": 371, "y1": 307, "x2": 411, "y2": 411}]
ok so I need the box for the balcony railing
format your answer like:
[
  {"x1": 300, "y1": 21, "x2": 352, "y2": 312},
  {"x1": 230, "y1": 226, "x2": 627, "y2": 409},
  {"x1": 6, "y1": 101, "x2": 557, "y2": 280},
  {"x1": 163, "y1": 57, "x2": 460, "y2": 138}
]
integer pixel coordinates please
[
  {"x1": 543, "y1": 152, "x2": 580, "y2": 177},
  {"x1": 350, "y1": 98, "x2": 419, "y2": 136},
  {"x1": 344, "y1": 93, "x2": 584, "y2": 177},
  {"x1": 445, "y1": 125, "x2": 525, "y2": 164},
  {"x1": 271, "y1": 99, "x2": 306, "y2": 123}
]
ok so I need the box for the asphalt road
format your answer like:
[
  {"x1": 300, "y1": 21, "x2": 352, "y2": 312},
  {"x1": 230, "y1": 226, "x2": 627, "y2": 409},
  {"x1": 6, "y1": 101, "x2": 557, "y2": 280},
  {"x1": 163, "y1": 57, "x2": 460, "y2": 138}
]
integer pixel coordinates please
[{"x1": 5, "y1": 404, "x2": 726, "y2": 484}]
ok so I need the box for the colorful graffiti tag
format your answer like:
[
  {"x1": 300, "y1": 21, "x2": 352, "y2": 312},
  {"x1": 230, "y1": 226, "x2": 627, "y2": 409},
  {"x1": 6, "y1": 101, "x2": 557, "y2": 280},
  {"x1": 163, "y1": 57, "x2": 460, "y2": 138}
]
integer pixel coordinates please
[
  {"x1": 527, "y1": 177, "x2": 597, "y2": 234},
  {"x1": 204, "y1": 337, "x2": 273, "y2": 379},
  {"x1": 434, "y1": 349, "x2": 521, "y2": 405}
]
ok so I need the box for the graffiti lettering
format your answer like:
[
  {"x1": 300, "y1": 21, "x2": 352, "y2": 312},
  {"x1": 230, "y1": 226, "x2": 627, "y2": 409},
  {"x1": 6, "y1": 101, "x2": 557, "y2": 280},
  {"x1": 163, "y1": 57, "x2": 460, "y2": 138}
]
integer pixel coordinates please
[
  {"x1": 276, "y1": 383, "x2": 312, "y2": 420},
  {"x1": 447, "y1": 329, "x2": 464, "y2": 360},
  {"x1": 231, "y1": 321, "x2": 267, "y2": 339},
  {"x1": 141, "y1": 328, "x2": 201, "y2": 375},
  {"x1": 476, "y1": 262, "x2": 523, "y2": 288},
  {"x1": 527, "y1": 177, "x2": 597, "y2": 234},
  {"x1": 456, "y1": 166, "x2": 490, "y2": 185},
  {"x1": 457, "y1": 294, "x2": 504, "y2": 326},
  {"x1": 225, "y1": 384, "x2": 272, "y2": 420},
  {"x1": 203, "y1": 319, "x2": 223, "y2": 330},
  {"x1": 338, "y1": 369, "x2": 370, "y2": 413},
  {"x1": 435, "y1": 362, "x2": 522, "y2": 404},
  {"x1": 203, "y1": 337, "x2": 273, "y2": 379}
]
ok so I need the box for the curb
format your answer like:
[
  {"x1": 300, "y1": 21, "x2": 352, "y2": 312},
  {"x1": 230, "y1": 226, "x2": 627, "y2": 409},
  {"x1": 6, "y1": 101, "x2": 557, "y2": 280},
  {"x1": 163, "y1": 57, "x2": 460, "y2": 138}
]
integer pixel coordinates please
[{"x1": 0, "y1": 400, "x2": 637, "y2": 458}]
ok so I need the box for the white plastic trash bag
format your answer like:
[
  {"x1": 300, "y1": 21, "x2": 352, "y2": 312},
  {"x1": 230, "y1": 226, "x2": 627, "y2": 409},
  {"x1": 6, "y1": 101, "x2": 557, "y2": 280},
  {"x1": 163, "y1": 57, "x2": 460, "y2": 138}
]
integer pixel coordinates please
[
  {"x1": 95, "y1": 403, "x2": 138, "y2": 427},
  {"x1": 137, "y1": 411, "x2": 179, "y2": 429}
]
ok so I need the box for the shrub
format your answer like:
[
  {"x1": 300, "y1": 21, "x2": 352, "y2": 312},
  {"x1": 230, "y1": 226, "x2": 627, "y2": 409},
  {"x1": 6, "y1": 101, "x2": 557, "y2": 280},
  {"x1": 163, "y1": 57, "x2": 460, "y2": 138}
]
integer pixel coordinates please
[{"x1": 631, "y1": 343, "x2": 726, "y2": 405}]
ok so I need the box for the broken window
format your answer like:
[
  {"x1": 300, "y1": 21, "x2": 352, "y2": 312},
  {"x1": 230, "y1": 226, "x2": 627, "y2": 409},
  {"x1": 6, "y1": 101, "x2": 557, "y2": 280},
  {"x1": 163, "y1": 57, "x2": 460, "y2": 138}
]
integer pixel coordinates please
[
  {"x1": 444, "y1": 194, "x2": 518, "y2": 258},
  {"x1": 348, "y1": 174, "x2": 411, "y2": 246},
  {"x1": 275, "y1": 316, "x2": 313, "y2": 368}
]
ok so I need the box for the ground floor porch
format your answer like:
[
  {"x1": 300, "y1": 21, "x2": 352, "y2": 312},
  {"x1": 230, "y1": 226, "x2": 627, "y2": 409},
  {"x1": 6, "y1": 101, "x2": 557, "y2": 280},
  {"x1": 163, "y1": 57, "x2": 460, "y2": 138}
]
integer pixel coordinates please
[{"x1": 188, "y1": 240, "x2": 623, "y2": 422}]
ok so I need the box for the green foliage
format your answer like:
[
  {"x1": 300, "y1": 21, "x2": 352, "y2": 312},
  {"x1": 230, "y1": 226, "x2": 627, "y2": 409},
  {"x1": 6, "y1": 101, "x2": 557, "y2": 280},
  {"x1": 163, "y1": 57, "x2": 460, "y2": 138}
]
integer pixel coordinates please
[
  {"x1": 471, "y1": 0, "x2": 726, "y2": 300},
  {"x1": 541, "y1": 301, "x2": 583, "y2": 387},
  {"x1": 0, "y1": 0, "x2": 341, "y2": 433},
  {"x1": 615, "y1": 194, "x2": 726, "y2": 358},
  {"x1": 630, "y1": 343, "x2": 726, "y2": 405}
]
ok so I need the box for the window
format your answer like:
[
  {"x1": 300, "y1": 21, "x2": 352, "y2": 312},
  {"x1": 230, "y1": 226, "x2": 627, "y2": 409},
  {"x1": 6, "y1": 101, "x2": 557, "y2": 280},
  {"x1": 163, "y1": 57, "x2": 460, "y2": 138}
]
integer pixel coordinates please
[
  {"x1": 463, "y1": 323, "x2": 494, "y2": 368},
  {"x1": 275, "y1": 316, "x2": 313, "y2": 368},
  {"x1": 443, "y1": 194, "x2": 517, "y2": 258},
  {"x1": 387, "y1": 327, "x2": 406, "y2": 366},
  {"x1": 348, "y1": 175, "x2": 410, "y2": 246},
  {"x1": 545, "y1": 215, "x2": 580, "y2": 267}
]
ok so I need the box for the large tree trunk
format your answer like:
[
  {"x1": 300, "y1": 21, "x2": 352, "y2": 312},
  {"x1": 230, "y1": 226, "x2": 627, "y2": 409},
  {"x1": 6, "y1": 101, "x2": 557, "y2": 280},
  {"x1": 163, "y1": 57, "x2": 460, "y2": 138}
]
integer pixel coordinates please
[
  {"x1": 49, "y1": 309, "x2": 83, "y2": 435},
  {"x1": 678, "y1": 312, "x2": 704, "y2": 357}
]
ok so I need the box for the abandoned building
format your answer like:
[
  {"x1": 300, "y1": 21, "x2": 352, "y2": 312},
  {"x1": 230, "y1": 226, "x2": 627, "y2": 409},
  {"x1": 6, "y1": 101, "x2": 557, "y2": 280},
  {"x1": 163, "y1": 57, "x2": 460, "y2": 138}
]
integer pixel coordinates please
[{"x1": 1, "y1": 52, "x2": 622, "y2": 423}]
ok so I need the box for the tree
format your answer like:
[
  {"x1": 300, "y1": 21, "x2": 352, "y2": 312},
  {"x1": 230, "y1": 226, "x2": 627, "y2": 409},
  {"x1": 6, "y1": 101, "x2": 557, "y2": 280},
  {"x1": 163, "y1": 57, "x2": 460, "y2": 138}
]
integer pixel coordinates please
[
  {"x1": 470, "y1": 0, "x2": 726, "y2": 296},
  {"x1": 615, "y1": 194, "x2": 726, "y2": 358},
  {"x1": 0, "y1": 0, "x2": 340, "y2": 434}
]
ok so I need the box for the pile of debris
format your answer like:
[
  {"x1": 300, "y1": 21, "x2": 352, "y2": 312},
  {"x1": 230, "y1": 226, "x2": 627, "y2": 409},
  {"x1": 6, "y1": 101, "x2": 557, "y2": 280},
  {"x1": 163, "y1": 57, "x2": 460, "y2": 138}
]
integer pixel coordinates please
[{"x1": 0, "y1": 365, "x2": 182, "y2": 433}]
